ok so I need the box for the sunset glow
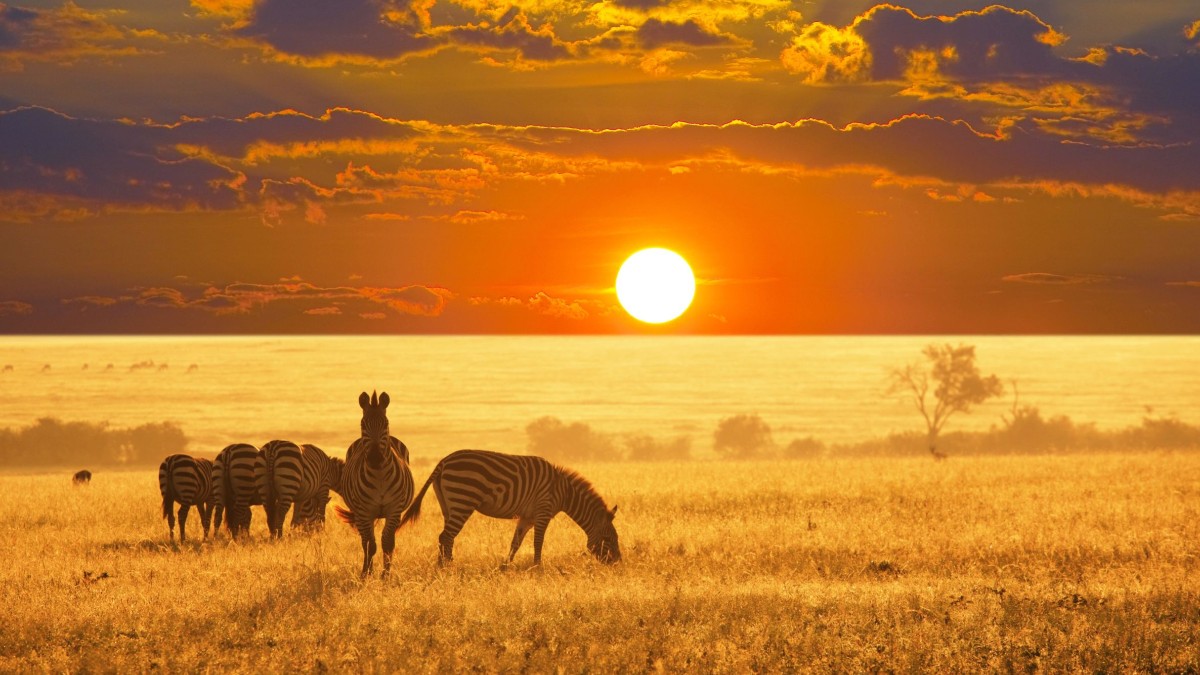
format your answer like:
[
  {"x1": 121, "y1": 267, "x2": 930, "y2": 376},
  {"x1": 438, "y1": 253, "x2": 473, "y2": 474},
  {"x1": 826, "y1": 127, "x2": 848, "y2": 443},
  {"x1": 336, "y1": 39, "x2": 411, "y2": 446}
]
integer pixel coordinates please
[{"x1": 0, "y1": 1, "x2": 1198, "y2": 334}]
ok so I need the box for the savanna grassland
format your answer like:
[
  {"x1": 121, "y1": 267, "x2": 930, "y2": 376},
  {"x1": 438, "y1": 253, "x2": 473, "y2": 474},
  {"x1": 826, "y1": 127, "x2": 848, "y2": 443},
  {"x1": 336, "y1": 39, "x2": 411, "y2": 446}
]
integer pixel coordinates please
[{"x1": 2, "y1": 454, "x2": 1198, "y2": 673}]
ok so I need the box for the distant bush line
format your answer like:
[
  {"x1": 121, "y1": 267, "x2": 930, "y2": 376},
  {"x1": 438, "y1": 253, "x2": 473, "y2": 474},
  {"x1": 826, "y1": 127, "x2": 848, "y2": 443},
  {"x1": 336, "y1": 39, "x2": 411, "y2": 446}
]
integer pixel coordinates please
[
  {"x1": 526, "y1": 408, "x2": 1200, "y2": 463},
  {"x1": 0, "y1": 418, "x2": 188, "y2": 468},
  {"x1": 3, "y1": 408, "x2": 1198, "y2": 468}
]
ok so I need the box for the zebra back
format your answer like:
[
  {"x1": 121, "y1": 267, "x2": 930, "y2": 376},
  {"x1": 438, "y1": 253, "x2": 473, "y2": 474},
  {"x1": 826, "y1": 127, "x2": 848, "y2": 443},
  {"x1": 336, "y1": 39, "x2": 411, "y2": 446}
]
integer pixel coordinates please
[
  {"x1": 220, "y1": 443, "x2": 261, "y2": 536},
  {"x1": 159, "y1": 454, "x2": 213, "y2": 511}
]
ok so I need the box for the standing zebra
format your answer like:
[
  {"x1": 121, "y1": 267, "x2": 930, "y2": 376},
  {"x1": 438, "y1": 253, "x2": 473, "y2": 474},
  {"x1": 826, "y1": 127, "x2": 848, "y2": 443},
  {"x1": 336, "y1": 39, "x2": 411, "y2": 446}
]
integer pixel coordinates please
[
  {"x1": 158, "y1": 454, "x2": 215, "y2": 543},
  {"x1": 254, "y1": 440, "x2": 303, "y2": 539},
  {"x1": 213, "y1": 443, "x2": 262, "y2": 538},
  {"x1": 399, "y1": 449, "x2": 620, "y2": 566},
  {"x1": 335, "y1": 391, "x2": 414, "y2": 578}
]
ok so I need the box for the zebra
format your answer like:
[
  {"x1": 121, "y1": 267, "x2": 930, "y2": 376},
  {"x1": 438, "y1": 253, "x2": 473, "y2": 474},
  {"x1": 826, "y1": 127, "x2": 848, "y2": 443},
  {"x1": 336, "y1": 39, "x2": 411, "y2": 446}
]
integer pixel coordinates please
[
  {"x1": 262, "y1": 441, "x2": 343, "y2": 530},
  {"x1": 72, "y1": 469, "x2": 92, "y2": 485},
  {"x1": 399, "y1": 449, "x2": 620, "y2": 566},
  {"x1": 213, "y1": 443, "x2": 262, "y2": 538},
  {"x1": 334, "y1": 391, "x2": 414, "y2": 579},
  {"x1": 290, "y1": 455, "x2": 343, "y2": 530},
  {"x1": 158, "y1": 454, "x2": 215, "y2": 543},
  {"x1": 254, "y1": 440, "x2": 304, "y2": 539}
]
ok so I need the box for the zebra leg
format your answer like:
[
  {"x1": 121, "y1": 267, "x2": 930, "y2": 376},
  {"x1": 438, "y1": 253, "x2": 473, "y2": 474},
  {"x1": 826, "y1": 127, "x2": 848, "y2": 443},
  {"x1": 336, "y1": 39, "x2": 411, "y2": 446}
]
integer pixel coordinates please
[
  {"x1": 508, "y1": 518, "x2": 535, "y2": 563},
  {"x1": 213, "y1": 504, "x2": 224, "y2": 535},
  {"x1": 200, "y1": 504, "x2": 213, "y2": 540},
  {"x1": 357, "y1": 518, "x2": 378, "y2": 578},
  {"x1": 380, "y1": 515, "x2": 400, "y2": 579},
  {"x1": 164, "y1": 498, "x2": 177, "y2": 542},
  {"x1": 437, "y1": 509, "x2": 472, "y2": 566},
  {"x1": 177, "y1": 504, "x2": 191, "y2": 544},
  {"x1": 531, "y1": 514, "x2": 554, "y2": 566},
  {"x1": 276, "y1": 499, "x2": 293, "y2": 539}
]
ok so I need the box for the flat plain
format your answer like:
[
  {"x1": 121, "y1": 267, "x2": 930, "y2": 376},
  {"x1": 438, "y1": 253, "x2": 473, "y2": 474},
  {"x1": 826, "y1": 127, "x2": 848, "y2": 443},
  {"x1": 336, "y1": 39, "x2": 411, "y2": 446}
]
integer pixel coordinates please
[{"x1": 2, "y1": 454, "x2": 1197, "y2": 672}]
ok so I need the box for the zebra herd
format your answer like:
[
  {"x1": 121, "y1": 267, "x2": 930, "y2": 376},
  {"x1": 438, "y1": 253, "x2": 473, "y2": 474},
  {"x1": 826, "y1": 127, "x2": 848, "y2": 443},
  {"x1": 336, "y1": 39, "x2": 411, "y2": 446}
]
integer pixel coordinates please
[{"x1": 158, "y1": 391, "x2": 621, "y2": 576}]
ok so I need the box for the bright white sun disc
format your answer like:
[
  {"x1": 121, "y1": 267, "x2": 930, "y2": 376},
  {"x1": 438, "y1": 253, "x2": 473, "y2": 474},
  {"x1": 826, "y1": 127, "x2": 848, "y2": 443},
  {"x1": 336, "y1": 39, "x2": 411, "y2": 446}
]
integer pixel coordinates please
[{"x1": 616, "y1": 248, "x2": 695, "y2": 324}]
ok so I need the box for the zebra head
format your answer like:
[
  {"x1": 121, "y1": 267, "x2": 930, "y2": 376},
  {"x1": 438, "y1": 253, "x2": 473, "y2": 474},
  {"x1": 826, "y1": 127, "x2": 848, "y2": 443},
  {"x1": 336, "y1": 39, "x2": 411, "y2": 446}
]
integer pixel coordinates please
[
  {"x1": 587, "y1": 505, "x2": 621, "y2": 564},
  {"x1": 358, "y1": 391, "x2": 391, "y2": 464}
]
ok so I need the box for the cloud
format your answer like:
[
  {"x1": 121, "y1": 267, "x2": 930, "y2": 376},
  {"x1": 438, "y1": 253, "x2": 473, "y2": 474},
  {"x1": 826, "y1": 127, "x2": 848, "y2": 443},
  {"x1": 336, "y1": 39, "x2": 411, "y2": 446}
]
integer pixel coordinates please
[
  {"x1": 363, "y1": 285, "x2": 452, "y2": 317},
  {"x1": 62, "y1": 281, "x2": 455, "y2": 319},
  {"x1": 528, "y1": 291, "x2": 589, "y2": 319},
  {"x1": 637, "y1": 18, "x2": 734, "y2": 49},
  {"x1": 0, "y1": 300, "x2": 33, "y2": 316},
  {"x1": 61, "y1": 295, "x2": 119, "y2": 308},
  {"x1": 235, "y1": 0, "x2": 441, "y2": 64},
  {"x1": 446, "y1": 9, "x2": 573, "y2": 62},
  {"x1": 1001, "y1": 273, "x2": 1113, "y2": 285},
  {"x1": 778, "y1": 5, "x2": 1200, "y2": 145},
  {"x1": 0, "y1": 2, "x2": 157, "y2": 71}
]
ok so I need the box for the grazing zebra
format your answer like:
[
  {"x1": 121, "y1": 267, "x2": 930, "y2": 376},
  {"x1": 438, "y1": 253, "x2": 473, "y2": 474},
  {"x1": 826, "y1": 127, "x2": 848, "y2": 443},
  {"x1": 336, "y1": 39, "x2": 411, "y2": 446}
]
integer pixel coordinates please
[
  {"x1": 213, "y1": 443, "x2": 262, "y2": 538},
  {"x1": 158, "y1": 454, "x2": 215, "y2": 543},
  {"x1": 72, "y1": 469, "x2": 92, "y2": 485},
  {"x1": 272, "y1": 444, "x2": 344, "y2": 532},
  {"x1": 400, "y1": 449, "x2": 620, "y2": 566},
  {"x1": 334, "y1": 391, "x2": 414, "y2": 578},
  {"x1": 254, "y1": 440, "x2": 303, "y2": 539}
]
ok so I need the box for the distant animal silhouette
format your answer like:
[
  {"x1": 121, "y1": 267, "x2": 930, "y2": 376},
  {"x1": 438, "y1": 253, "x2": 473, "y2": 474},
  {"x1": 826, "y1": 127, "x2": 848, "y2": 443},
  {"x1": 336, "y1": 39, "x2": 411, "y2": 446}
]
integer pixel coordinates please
[
  {"x1": 81, "y1": 364, "x2": 89, "y2": 371},
  {"x1": 158, "y1": 454, "x2": 215, "y2": 543},
  {"x1": 186, "y1": 364, "x2": 199, "y2": 373},
  {"x1": 212, "y1": 443, "x2": 263, "y2": 538},
  {"x1": 930, "y1": 447, "x2": 948, "y2": 461},
  {"x1": 73, "y1": 470, "x2": 92, "y2": 485},
  {"x1": 334, "y1": 391, "x2": 414, "y2": 578},
  {"x1": 1, "y1": 364, "x2": 12, "y2": 372},
  {"x1": 41, "y1": 364, "x2": 50, "y2": 372},
  {"x1": 400, "y1": 449, "x2": 621, "y2": 566},
  {"x1": 158, "y1": 363, "x2": 169, "y2": 371},
  {"x1": 104, "y1": 363, "x2": 114, "y2": 371}
]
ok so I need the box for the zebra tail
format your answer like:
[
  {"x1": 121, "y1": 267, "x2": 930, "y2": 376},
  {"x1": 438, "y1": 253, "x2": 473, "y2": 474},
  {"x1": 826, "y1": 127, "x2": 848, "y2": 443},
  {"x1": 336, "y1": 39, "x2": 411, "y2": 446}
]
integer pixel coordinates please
[
  {"x1": 334, "y1": 505, "x2": 354, "y2": 526},
  {"x1": 399, "y1": 468, "x2": 436, "y2": 528}
]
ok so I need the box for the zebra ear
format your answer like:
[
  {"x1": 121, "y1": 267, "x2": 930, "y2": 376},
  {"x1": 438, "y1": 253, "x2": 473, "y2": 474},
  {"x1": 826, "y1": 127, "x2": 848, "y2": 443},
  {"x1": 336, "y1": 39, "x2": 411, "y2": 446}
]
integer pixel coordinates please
[
  {"x1": 379, "y1": 392, "x2": 390, "y2": 409},
  {"x1": 358, "y1": 392, "x2": 370, "y2": 409},
  {"x1": 609, "y1": 505, "x2": 618, "y2": 519}
]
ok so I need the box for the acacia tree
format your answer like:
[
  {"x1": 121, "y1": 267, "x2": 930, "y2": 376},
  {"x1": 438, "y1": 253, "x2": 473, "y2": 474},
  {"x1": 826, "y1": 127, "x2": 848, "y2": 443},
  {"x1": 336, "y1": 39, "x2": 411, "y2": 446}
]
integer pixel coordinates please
[{"x1": 888, "y1": 343, "x2": 1003, "y2": 459}]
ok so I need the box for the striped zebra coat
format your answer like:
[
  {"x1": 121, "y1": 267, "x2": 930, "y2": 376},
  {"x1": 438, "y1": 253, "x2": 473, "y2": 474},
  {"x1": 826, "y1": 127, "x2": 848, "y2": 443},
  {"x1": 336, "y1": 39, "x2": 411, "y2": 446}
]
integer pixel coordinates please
[
  {"x1": 285, "y1": 444, "x2": 343, "y2": 531},
  {"x1": 335, "y1": 391, "x2": 414, "y2": 578},
  {"x1": 212, "y1": 443, "x2": 262, "y2": 538},
  {"x1": 399, "y1": 449, "x2": 620, "y2": 566},
  {"x1": 158, "y1": 454, "x2": 215, "y2": 543},
  {"x1": 254, "y1": 440, "x2": 304, "y2": 539}
]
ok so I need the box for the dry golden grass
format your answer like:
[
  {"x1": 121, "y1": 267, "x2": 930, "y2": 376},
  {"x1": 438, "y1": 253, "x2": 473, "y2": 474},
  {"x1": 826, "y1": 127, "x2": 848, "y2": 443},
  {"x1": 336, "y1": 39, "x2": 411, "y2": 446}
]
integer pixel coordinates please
[{"x1": 2, "y1": 454, "x2": 1198, "y2": 672}]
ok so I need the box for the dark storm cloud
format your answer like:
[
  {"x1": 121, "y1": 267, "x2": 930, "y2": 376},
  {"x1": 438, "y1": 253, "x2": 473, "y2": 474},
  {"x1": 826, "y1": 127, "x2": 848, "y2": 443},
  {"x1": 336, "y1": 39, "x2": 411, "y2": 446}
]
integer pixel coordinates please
[{"x1": 236, "y1": 0, "x2": 441, "y2": 61}]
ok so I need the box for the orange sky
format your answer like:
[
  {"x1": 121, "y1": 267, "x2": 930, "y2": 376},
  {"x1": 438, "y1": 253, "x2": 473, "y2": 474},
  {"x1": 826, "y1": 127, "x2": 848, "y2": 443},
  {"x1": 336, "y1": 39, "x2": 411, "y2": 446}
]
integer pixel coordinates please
[{"x1": 2, "y1": 0, "x2": 1199, "y2": 333}]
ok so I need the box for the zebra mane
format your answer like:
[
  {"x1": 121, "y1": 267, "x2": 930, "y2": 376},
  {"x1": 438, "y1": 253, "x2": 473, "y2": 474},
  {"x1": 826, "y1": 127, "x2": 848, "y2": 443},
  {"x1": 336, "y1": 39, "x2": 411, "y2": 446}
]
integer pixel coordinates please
[{"x1": 554, "y1": 464, "x2": 609, "y2": 510}]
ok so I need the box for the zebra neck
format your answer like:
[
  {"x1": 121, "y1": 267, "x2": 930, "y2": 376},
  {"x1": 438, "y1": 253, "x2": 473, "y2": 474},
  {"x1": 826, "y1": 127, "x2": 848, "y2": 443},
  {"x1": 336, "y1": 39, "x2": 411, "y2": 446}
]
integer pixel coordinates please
[{"x1": 559, "y1": 476, "x2": 606, "y2": 536}]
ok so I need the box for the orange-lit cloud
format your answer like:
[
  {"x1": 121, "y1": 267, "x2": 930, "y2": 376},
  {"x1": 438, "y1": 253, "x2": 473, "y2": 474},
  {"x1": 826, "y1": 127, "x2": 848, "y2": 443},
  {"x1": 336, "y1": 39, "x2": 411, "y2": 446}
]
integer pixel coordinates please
[
  {"x1": 0, "y1": 2, "x2": 159, "y2": 71},
  {"x1": 0, "y1": 300, "x2": 33, "y2": 316}
]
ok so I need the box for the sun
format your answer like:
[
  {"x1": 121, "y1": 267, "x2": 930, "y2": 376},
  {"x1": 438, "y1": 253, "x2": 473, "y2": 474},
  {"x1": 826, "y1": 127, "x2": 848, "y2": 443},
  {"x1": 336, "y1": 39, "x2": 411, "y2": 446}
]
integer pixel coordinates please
[{"x1": 616, "y1": 248, "x2": 696, "y2": 324}]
